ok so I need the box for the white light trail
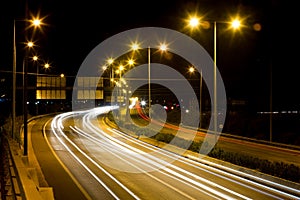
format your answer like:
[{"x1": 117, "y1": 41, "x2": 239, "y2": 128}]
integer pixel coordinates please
[
  {"x1": 49, "y1": 106, "x2": 300, "y2": 200},
  {"x1": 50, "y1": 108, "x2": 140, "y2": 200},
  {"x1": 82, "y1": 110, "x2": 250, "y2": 199}
]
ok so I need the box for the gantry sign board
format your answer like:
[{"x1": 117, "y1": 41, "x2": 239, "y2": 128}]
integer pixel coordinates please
[
  {"x1": 36, "y1": 76, "x2": 66, "y2": 99},
  {"x1": 76, "y1": 77, "x2": 103, "y2": 100},
  {"x1": 36, "y1": 76, "x2": 104, "y2": 100},
  {"x1": 105, "y1": 95, "x2": 124, "y2": 103}
]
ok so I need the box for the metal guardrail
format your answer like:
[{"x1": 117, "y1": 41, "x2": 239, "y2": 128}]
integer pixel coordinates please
[
  {"x1": 193, "y1": 126, "x2": 300, "y2": 151},
  {"x1": 0, "y1": 134, "x2": 25, "y2": 200},
  {"x1": 1, "y1": 112, "x2": 60, "y2": 200},
  {"x1": 169, "y1": 122, "x2": 300, "y2": 151}
]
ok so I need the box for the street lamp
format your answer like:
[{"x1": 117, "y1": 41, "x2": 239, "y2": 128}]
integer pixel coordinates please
[
  {"x1": 148, "y1": 47, "x2": 151, "y2": 116},
  {"x1": 32, "y1": 56, "x2": 50, "y2": 115},
  {"x1": 188, "y1": 66, "x2": 203, "y2": 128},
  {"x1": 187, "y1": 16, "x2": 242, "y2": 133},
  {"x1": 115, "y1": 64, "x2": 124, "y2": 105},
  {"x1": 130, "y1": 43, "x2": 167, "y2": 117},
  {"x1": 32, "y1": 55, "x2": 39, "y2": 115},
  {"x1": 44, "y1": 63, "x2": 50, "y2": 69},
  {"x1": 104, "y1": 58, "x2": 115, "y2": 87},
  {"x1": 12, "y1": 16, "x2": 44, "y2": 155},
  {"x1": 23, "y1": 41, "x2": 35, "y2": 156}
]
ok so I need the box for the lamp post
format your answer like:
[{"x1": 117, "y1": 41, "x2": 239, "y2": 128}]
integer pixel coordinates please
[
  {"x1": 13, "y1": 16, "x2": 43, "y2": 155},
  {"x1": 148, "y1": 46, "x2": 151, "y2": 117},
  {"x1": 118, "y1": 64, "x2": 124, "y2": 104},
  {"x1": 23, "y1": 41, "x2": 34, "y2": 156},
  {"x1": 114, "y1": 64, "x2": 124, "y2": 107},
  {"x1": 32, "y1": 55, "x2": 39, "y2": 115},
  {"x1": 130, "y1": 43, "x2": 150, "y2": 115},
  {"x1": 129, "y1": 43, "x2": 167, "y2": 117},
  {"x1": 24, "y1": 41, "x2": 36, "y2": 155},
  {"x1": 13, "y1": 17, "x2": 43, "y2": 139},
  {"x1": 213, "y1": 19, "x2": 242, "y2": 133},
  {"x1": 148, "y1": 45, "x2": 167, "y2": 117},
  {"x1": 213, "y1": 21, "x2": 217, "y2": 133},
  {"x1": 106, "y1": 58, "x2": 114, "y2": 88},
  {"x1": 189, "y1": 67, "x2": 202, "y2": 128},
  {"x1": 187, "y1": 16, "x2": 241, "y2": 133}
]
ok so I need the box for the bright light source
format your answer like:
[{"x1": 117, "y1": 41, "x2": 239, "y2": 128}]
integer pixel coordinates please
[
  {"x1": 131, "y1": 42, "x2": 140, "y2": 51},
  {"x1": 127, "y1": 58, "x2": 135, "y2": 66},
  {"x1": 107, "y1": 58, "x2": 114, "y2": 65},
  {"x1": 102, "y1": 65, "x2": 107, "y2": 70},
  {"x1": 27, "y1": 41, "x2": 34, "y2": 47},
  {"x1": 33, "y1": 56, "x2": 38, "y2": 61},
  {"x1": 189, "y1": 17, "x2": 200, "y2": 28},
  {"x1": 159, "y1": 43, "x2": 168, "y2": 51},
  {"x1": 231, "y1": 19, "x2": 241, "y2": 29},
  {"x1": 44, "y1": 63, "x2": 50, "y2": 68},
  {"x1": 189, "y1": 67, "x2": 195, "y2": 73},
  {"x1": 32, "y1": 19, "x2": 41, "y2": 26},
  {"x1": 140, "y1": 100, "x2": 146, "y2": 106}
]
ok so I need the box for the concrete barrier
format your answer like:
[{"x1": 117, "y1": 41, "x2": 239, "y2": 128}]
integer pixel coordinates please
[
  {"x1": 8, "y1": 139, "x2": 54, "y2": 200},
  {"x1": 8, "y1": 113, "x2": 58, "y2": 200}
]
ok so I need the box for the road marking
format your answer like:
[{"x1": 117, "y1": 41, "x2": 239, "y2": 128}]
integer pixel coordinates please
[{"x1": 43, "y1": 118, "x2": 93, "y2": 200}]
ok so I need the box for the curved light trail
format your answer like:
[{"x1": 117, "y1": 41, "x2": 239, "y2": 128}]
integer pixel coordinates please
[{"x1": 47, "y1": 106, "x2": 300, "y2": 200}]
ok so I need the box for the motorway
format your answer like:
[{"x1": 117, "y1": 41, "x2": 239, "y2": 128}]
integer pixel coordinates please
[
  {"x1": 143, "y1": 119, "x2": 300, "y2": 168},
  {"x1": 29, "y1": 106, "x2": 300, "y2": 200},
  {"x1": 131, "y1": 105, "x2": 300, "y2": 167}
]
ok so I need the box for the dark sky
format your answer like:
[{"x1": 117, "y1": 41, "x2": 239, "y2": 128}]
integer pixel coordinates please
[{"x1": 0, "y1": 0, "x2": 298, "y2": 111}]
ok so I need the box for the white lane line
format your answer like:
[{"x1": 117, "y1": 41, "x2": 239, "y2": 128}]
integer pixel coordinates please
[
  {"x1": 43, "y1": 117, "x2": 93, "y2": 200},
  {"x1": 83, "y1": 116, "x2": 243, "y2": 200},
  {"x1": 109, "y1": 129, "x2": 281, "y2": 199},
  {"x1": 51, "y1": 114, "x2": 140, "y2": 200},
  {"x1": 110, "y1": 127, "x2": 300, "y2": 199},
  {"x1": 71, "y1": 125, "x2": 221, "y2": 200},
  {"x1": 51, "y1": 115, "x2": 121, "y2": 200},
  {"x1": 108, "y1": 121, "x2": 300, "y2": 198}
]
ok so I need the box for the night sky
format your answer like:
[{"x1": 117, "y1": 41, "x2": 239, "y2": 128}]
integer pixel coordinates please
[{"x1": 0, "y1": 0, "x2": 298, "y2": 112}]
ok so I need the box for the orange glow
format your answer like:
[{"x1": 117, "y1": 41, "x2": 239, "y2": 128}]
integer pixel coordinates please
[
  {"x1": 33, "y1": 56, "x2": 38, "y2": 61},
  {"x1": 189, "y1": 67, "x2": 195, "y2": 73},
  {"x1": 44, "y1": 63, "x2": 50, "y2": 69},
  {"x1": 32, "y1": 19, "x2": 41, "y2": 27},
  {"x1": 253, "y1": 23, "x2": 262, "y2": 31},
  {"x1": 189, "y1": 17, "x2": 200, "y2": 28},
  {"x1": 127, "y1": 58, "x2": 135, "y2": 66},
  {"x1": 231, "y1": 19, "x2": 241, "y2": 29},
  {"x1": 27, "y1": 41, "x2": 34, "y2": 47}
]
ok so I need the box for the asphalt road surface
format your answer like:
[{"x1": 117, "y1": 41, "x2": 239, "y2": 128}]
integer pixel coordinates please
[{"x1": 29, "y1": 106, "x2": 300, "y2": 199}]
